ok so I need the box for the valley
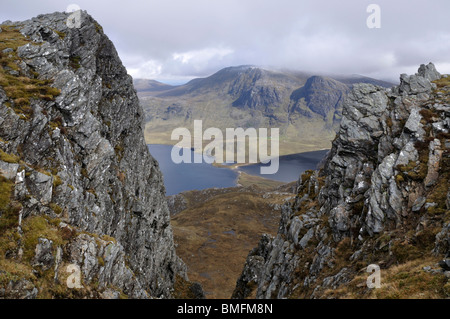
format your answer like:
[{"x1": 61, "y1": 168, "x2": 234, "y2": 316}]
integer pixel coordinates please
[
  {"x1": 167, "y1": 183, "x2": 296, "y2": 299},
  {"x1": 149, "y1": 143, "x2": 325, "y2": 298},
  {"x1": 137, "y1": 67, "x2": 395, "y2": 299}
]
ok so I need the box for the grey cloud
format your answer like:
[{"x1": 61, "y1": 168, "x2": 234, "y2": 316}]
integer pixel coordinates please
[{"x1": 1, "y1": 0, "x2": 449, "y2": 83}]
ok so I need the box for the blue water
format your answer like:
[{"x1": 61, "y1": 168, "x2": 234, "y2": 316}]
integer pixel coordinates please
[
  {"x1": 148, "y1": 144, "x2": 239, "y2": 196},
  {"x1": 148, "y1": 145, "x2": 329, "y2": 195},
  {"x1": 239, "y1": 149, "x2": 329, "y2": 183}
]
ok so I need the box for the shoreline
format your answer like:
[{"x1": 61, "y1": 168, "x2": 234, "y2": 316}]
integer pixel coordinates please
[{"x1": 148, "y1": 144, "x2": 329, "y2": 192}]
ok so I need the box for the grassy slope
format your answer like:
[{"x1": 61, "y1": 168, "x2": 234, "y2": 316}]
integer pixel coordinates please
[
  {"x1": 0, "y1": 25, "x2": 60, "y2": 120},
  {"x1": 236, "y1": 172, "x2": 285, "y2": 190},
  {"x1": 170, "y1": 186, "x2": 295, "y2": 299}
]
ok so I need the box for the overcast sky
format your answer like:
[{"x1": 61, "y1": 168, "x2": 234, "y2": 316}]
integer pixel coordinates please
[{"x1": 1, "y1": 0, "x2": 450, "y2": 84}]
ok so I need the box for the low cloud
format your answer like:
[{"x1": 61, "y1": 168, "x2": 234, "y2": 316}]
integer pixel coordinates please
[
  {"x1": 127, "y1": 59, "x2": 163, "y2": 80},
  {"x1": 126, "y1": 46, "x2": 234, "y2": 82}
]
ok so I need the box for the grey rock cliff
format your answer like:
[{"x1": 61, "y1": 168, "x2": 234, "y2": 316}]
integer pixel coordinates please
[
  {"x1": 233, "y1": 63, "x2": 449, "y2": 299},
  {"x1": 0, "y1": 12, "x2": 187, "y2": 298}
]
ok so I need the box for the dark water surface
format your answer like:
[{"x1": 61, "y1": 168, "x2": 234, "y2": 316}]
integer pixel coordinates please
[
  {"x1": 148, "y1": 145, "x2": 328, "y2": 195},
  {"x1": 148, "y1": 144, "x2": 239, "y2": 196},
  {"x1": 238, "y1": 149, "x2": 329, "y2": 183}
]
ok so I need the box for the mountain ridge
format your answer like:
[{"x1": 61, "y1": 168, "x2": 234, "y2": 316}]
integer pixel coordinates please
[
  {"x1": 135, "y1": 65, "x2": 394, "y2": 98},
  {"x1": 138, "y1": 66, "x2": 394, "y2": 156}
]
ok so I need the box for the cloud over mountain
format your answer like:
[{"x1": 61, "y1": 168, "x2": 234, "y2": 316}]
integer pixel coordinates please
[{"x1": 1, "y1": 0, "x2": 449, "y2": 83}]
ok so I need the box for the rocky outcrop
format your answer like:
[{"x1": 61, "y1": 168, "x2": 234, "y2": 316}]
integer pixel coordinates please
[
  {"x1": 0, "y1": 12, "x2": 189, "y2": 298},
  {"x1": 233, "y1": 63, "x2": 450, "y2": 299},
  {"x1": 230, "y1": 68, "x2": 289, "y2": 112}
]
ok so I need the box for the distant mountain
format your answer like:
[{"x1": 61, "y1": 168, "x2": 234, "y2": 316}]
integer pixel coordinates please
[
  {"x1": 289, "y1": 76, "x2": 350, "y2": 128},
  {"x1": 332, "y1": 74, "x2": 396, "y2": 88},
  {"x1": 148, "y1": 66, "x2": 306, "y2": 98},
  {"x1": 138, "y1": 66, "x2": 394, "y2": 156},
  {"x1": 133, "y1": 79, "x2": 175, "y2": 96}
]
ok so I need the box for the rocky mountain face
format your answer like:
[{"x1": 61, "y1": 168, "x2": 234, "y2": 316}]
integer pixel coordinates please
[
  {"x1": 289, "y1": 76, "x2": 350, "y2": 129},
  {"x1": 141, "y1": 66, "x2": 309, "y2": 127},
  {"x1": 139, "y1": 66, "x2": 392, "y2": 156},
  {"x1": 0, "y1": 12, "x2": 192, "y2": 299},
  {"x1": 233, "y1": 63, "x2": 450, "y2": 299}
]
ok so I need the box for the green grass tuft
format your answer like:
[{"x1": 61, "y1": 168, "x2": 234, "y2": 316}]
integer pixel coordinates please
[
  {"x1": 0, "y1": 149, "x2": 20, "y2": 163},
  {"x1": 0, "y1": 25, "x2": 61, "y2": 120}
]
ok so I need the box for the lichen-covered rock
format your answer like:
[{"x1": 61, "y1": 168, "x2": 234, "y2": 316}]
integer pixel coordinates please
[
  {"x1": 0, "y1": 11, "x2": 189, "y2": 298},
  {"x1": 434, "y1": 223, "x2": 450, "y2": 257},
  {"x1": 32, "y1": 238, "x2": 54, "y2": 271},
  {"x1": 0, "y1": 278, "x2": 38, "y2": 299},
  {"x1": 234, "y1": 63, "x2": 449, "y2": 299}
]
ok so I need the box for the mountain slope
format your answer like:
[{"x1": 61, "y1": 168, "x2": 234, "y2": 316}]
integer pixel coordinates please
[
  {"x1": 289, "y1": 76, "x2": 350, "y2": 128},
  {"x1": 133, "y1": 79, "x2": 175, "y2": 97},
  {"x1": 0, "y1": 12, "x2": 196, "y2": 299},
  {"x1": 154, "y1": 65, "x2": 306, "y2": 99},
  {"x1": 168, "y1": 185, "x2": 295, "y2": 299},
  {"x1": 233, "y1": 63, "x2": 450, "y2": 299},
  {"x1": 332, "y1": 74, "x2": 396, "y2": 88},
  {"x1": 139, "y1": 66, "x2": 391, "y2": 156}
]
